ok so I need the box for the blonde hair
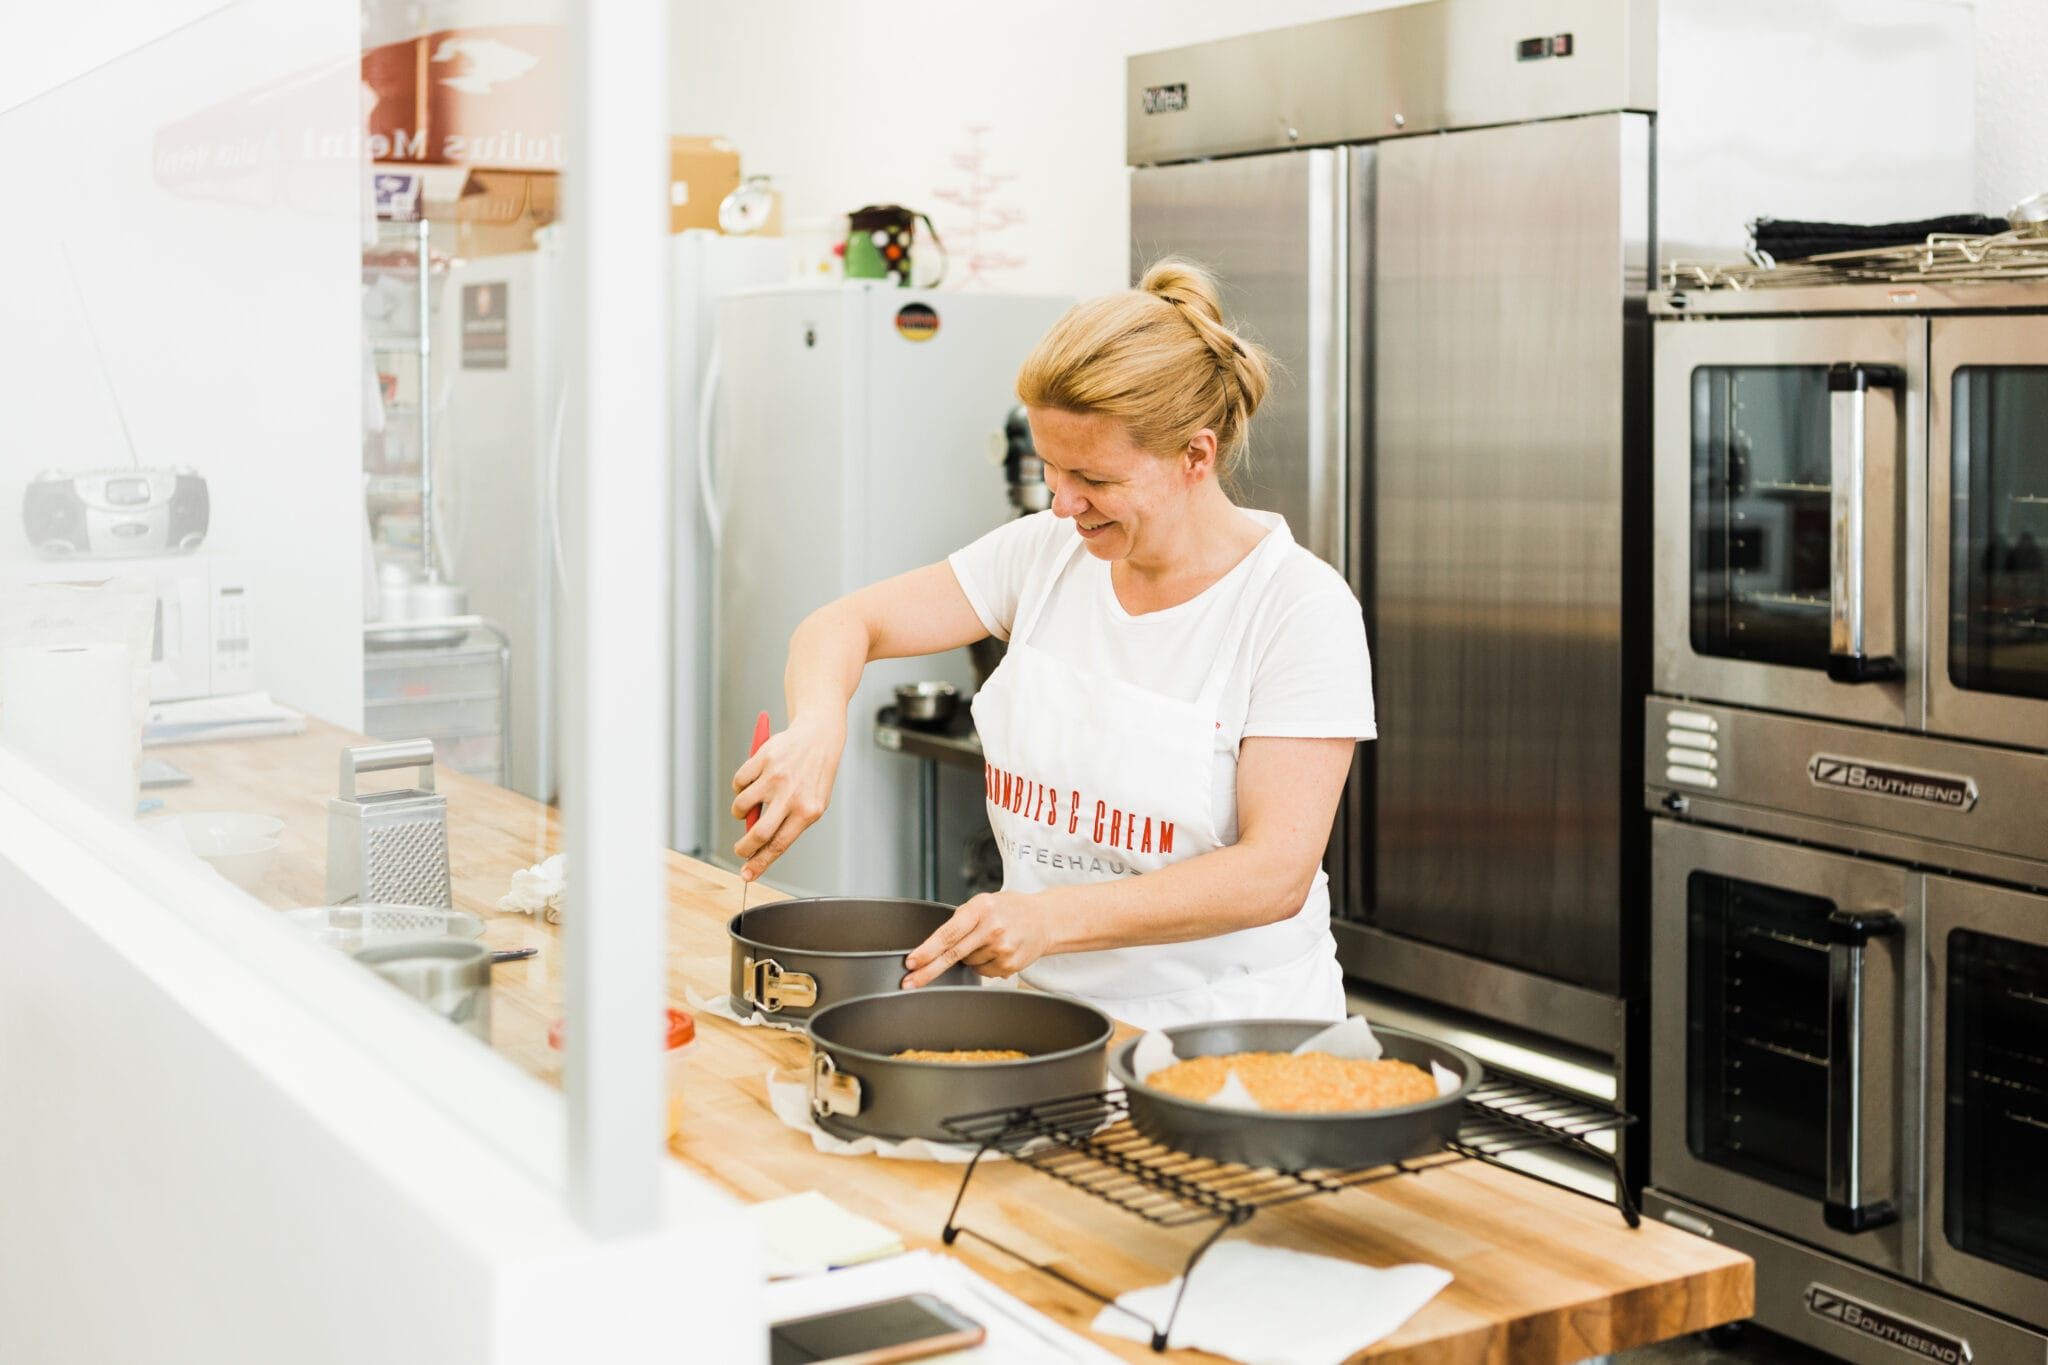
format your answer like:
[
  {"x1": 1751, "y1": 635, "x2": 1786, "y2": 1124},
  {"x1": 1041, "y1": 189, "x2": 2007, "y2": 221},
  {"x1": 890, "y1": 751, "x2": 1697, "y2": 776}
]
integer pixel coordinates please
[{"x1": 1016, "y1": 259, "x2": 1271, "y2": 476}]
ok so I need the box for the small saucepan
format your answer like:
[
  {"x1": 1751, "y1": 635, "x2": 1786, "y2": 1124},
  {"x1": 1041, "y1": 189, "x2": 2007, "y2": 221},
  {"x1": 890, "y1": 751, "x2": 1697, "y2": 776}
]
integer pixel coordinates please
[
  {"x1": 893, "y1": 681, "x2": 959, "y2": 727},
  {"x1": 727, "y1": 896, "x2": 976, "y2": 1024}
]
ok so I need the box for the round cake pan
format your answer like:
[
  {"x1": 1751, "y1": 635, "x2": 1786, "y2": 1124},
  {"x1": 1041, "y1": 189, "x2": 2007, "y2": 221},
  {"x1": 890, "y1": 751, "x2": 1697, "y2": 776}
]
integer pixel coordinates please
[
  {"x1": 727, "y1": 896, "x2": 976, "y2": 1024},
  {"x1": 805, "y1": 987, "x2": 1112, "y2": 1143},
  {"x1": 1107, "y1": 1019, "x2": 1481, "y2": 1172}
]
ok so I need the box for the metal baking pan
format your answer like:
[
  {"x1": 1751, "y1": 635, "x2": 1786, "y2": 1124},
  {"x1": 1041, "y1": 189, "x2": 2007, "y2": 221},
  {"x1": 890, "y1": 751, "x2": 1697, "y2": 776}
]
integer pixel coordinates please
[
  {"x1": 806, "y1": 987, "x2": 1113, "y2": 1143},
  {"x1": 1107, "y1": 1019, "x2": 1482, "y2": 1172},
  {"x1": 727, "y1": 897, "x2": 977, "y2": 1024}
]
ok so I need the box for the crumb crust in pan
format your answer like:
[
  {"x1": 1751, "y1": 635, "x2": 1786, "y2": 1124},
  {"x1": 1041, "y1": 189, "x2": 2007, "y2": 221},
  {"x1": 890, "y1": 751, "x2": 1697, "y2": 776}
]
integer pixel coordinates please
[{"x1": 1148, "y1": 1052, "x2": 1438, "y2": 1113}]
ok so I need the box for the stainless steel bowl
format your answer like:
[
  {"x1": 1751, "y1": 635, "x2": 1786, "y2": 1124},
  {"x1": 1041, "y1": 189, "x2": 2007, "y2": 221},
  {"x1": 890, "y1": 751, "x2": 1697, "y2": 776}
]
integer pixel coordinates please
[
  {"x1": 727, "y1": 896, "x2": 976, "y2": 1023},
  {"x1": 1108, "y1": 1019, "x2": 1481, "y2": 1172},
  {"x1": 806, "y1": 987, "x2": 1113, "y2": 1142},
  {"x1": 893, "y1": 680, "x2": 959, "y2": 727}
]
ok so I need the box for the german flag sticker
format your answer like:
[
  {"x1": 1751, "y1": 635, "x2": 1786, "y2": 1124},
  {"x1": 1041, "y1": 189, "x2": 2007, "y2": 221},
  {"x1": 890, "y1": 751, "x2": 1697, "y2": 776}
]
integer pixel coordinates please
[{"x1": 895, "y1": 303, "x2": 940, "y2": 342}]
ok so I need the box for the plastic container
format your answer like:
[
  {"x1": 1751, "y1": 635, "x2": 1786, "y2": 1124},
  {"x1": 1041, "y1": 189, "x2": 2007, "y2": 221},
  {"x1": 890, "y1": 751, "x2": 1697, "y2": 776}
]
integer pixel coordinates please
[{"x1": 549, "y1": 1008, "x2": 697, "y2": 1139}]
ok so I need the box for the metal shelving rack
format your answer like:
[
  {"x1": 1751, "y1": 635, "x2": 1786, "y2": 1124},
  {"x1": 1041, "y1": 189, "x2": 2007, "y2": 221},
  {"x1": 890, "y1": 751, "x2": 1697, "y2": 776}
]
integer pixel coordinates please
[
  {"x1": 362, "y1": 220, "x2": 510, "y2": 786},
  {"x1": 367, "y1": 217, "x2": 438, "y2": 579},
  {"x1": 938, "y1": 1067, "x2": 1637, "y2": 1353}
]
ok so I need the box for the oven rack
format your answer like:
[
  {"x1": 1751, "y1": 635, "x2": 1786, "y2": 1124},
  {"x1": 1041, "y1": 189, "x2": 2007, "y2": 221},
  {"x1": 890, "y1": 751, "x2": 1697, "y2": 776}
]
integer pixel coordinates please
[
  {"x1": 937, "y1": 1066, "x2": 1637, "y2": 1352},
  {"x1": 1664, "y1": 227, "x2": 2048, "y2": 292}
]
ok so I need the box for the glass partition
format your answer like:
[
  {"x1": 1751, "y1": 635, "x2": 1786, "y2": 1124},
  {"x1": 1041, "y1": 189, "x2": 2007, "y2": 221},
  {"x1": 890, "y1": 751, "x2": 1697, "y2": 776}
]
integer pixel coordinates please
[{"x1": 0, "y1": 0, "x2": 675, "y2": 1224}]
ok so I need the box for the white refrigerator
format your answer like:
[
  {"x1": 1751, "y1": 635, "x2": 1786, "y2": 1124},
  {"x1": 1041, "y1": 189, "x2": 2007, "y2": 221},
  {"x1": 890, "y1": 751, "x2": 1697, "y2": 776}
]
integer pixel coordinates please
[
  {"x1": 440, "y1": 230, "x2": 789, "y2": 813},
  {"x1": 671, "y1": 232, "x2": 794, "y2": 850},
  {"x1": 702, "y1": 284, "x2": 1071, "y2": 900}
]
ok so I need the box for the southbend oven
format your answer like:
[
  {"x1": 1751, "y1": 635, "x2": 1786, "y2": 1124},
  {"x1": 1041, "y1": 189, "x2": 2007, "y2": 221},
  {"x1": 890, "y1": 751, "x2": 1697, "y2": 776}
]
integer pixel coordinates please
[{"x1": 1646, "y1": 281, "x2": 2048, "y2": 1364}]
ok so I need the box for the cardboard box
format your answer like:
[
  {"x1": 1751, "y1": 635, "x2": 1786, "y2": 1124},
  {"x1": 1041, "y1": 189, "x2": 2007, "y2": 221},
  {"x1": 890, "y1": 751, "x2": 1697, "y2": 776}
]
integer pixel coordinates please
[
  {"x1": 454, "y1": 168, "x2": 558, "y2": 257},
  {"x1": 671, "y1": 135, "x2": 740, "y2": 233}
]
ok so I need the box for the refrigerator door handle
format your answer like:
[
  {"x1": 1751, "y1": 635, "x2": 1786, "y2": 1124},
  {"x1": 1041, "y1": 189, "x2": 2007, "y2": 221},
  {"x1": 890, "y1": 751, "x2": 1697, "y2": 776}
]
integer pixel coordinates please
[
  {"x1": 697, "y1": 339, "x2": 725, "y2": 550},
  {"x1": 1827, "y1": 363, "x2": 1903, "y2": 683},
  {"x1": 1304, "y1": 149, "x2": 1347, "y2": 572},
  {"x1": 1824, "y1": 906, "x2": 1903, "y2": 1232}
]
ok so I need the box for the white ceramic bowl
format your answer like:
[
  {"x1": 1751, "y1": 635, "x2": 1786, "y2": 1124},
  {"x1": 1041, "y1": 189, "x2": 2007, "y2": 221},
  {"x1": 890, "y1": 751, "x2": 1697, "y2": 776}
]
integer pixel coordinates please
[
  {"x1": 188, "y1": 832, "x2": 279, "y2": 890},
  {"x1": 148, "y1": 811, "x2": 285, "y2": 843}
]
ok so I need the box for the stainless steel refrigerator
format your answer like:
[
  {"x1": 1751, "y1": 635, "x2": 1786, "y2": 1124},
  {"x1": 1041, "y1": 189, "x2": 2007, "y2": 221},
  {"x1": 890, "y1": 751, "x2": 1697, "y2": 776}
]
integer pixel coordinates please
[{"x1": 1127, "y1": 0, "x2": 1973, "y2": 1110}]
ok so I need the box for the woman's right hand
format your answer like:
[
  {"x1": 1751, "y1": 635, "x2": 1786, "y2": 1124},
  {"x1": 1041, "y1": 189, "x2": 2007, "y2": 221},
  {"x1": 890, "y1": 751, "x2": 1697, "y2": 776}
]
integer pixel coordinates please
[{"x1": 731, "y1": 713, "x2": 846, "y2": 881}]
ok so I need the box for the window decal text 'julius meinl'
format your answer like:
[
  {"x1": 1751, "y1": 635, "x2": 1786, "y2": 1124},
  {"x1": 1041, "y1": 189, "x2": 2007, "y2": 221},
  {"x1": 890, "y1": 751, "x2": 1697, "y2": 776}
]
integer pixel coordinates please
[{"x1": 983, "y1": 763, "x2": 1175, "y2": 855}]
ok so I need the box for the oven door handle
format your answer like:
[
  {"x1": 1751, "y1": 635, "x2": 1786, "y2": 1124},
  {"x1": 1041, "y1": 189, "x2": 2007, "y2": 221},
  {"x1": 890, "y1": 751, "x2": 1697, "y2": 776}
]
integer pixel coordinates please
[
  {"x1": 1825, "y1": 907, "x2": 1902, "y2": 1232},
  {"x1": 1827, "y1": 363, "x2": 1904, "y2": 684}
]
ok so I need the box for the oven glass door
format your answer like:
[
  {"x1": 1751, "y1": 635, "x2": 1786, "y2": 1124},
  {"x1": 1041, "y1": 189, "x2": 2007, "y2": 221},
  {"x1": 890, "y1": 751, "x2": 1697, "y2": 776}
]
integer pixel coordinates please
[
  {"x1": 1924, "y1": 875, "x2": 2048, "y2": 1329},
  {"x1": 1653, "y1": 316, "x2": 1918, "y2": 729},
  {"x1": 1928, "y1": 316, "x2": 2048, "y2": 750},
  {"x1": 1650, "y1": 819, "x2": 1919, "y2": 1276}
]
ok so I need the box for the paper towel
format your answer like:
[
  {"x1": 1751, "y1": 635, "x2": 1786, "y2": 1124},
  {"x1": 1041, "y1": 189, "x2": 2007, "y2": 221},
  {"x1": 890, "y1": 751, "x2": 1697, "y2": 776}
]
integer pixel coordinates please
[
  {"x1": 1093, "y1": 1241, "x2": 1452, "y2": 1365},
  {"x1": 0, "y1": 642, "x2": 137, "y2": 820},
  {"x1": 764, "y1": 1066, "x2": 996, "y2": 1164}
]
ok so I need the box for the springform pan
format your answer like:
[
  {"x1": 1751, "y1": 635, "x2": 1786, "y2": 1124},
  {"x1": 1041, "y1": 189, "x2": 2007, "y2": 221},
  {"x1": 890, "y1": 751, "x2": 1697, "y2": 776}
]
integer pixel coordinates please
[
  {"x1": 727, "y1": 896, "x2": 976, "y2": 1024},
  {"x1": 805, "y1": 987, "x2": 1112, "y2": 1143},
  {"x1": 1108, "y1": 1019, "x2": 1481, "y2": 1172}
]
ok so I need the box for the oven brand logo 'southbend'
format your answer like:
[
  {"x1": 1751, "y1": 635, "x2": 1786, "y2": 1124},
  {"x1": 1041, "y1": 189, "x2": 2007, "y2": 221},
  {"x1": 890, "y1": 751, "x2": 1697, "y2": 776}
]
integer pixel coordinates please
[
  {"x1": 1804, "y1": 1285, "x2": 1971, "y2": 1365},
  {"x1": 1808, "y1": 755, "x2": 1979, "y2": 811}
]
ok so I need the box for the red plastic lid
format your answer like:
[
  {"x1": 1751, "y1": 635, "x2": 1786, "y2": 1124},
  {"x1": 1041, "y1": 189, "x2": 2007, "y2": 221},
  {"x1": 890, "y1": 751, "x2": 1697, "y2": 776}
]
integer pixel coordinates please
[
  {"x1": 665, "y1": 1008, "x2": 696, "y2": 1049},
  {"x1": 548, "y1": 1008, "x2": 695, "y2": 1051}
]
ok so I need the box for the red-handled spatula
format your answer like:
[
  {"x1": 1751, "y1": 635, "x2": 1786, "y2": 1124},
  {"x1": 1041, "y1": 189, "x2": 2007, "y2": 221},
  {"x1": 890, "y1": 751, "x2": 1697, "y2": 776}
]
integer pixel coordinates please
[{"x1": 739, "y1": 710, "x2": 771, "y2": 920}]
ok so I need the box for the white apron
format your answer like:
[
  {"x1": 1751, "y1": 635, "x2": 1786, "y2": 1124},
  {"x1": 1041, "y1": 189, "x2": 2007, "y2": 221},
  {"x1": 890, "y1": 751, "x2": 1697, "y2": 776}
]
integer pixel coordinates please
[{"x1": 970, "y1": 522, "x2": 1347, "y2": 1030}]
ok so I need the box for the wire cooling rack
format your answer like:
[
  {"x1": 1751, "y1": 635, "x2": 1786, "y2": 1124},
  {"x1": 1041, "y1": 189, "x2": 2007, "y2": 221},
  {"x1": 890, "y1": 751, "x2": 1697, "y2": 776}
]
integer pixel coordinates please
[{"x1": 938, "y1": 1067, "x2": 1636, "y2": 1352}]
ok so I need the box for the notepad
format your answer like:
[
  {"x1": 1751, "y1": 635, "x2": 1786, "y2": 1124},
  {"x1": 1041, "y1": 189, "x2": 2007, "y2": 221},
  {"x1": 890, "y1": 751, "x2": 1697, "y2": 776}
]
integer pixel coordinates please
[{"x1": 745, "y1": 1190, "x2": 905, "y2": 1277}]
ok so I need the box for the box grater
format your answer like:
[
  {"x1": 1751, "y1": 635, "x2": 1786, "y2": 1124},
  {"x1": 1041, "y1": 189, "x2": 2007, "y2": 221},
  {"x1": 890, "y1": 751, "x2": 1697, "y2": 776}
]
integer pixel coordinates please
[{"x1": 326, "y1": 740, "x2": 452, "y2": 907}]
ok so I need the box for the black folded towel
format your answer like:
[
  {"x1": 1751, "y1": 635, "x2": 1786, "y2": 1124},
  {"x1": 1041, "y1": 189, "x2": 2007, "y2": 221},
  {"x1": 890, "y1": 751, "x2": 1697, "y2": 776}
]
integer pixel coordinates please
[{"x1": 1752, "y1": 214, "x2": 2010, "y2": 261}]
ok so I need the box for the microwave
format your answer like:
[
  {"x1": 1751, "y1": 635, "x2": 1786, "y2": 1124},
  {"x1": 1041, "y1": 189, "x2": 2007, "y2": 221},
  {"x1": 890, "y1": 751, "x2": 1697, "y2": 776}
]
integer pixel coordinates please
[{"x1": 0, "y1": 554, "x2": 254, "y2": 702}]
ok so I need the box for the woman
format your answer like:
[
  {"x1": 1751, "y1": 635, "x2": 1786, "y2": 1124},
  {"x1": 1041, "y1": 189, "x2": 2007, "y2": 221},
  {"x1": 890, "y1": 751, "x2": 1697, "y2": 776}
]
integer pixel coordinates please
[{"x1": 731, "y1": 260, "x2": 1374, "y2": 1029}]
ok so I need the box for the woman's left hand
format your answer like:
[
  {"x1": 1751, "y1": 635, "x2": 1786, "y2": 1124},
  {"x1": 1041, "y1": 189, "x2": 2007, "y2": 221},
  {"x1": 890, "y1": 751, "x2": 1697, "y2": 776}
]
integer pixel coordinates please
[{"x1": 902, "y1": 892, "x2": 1054, "y2": 988}]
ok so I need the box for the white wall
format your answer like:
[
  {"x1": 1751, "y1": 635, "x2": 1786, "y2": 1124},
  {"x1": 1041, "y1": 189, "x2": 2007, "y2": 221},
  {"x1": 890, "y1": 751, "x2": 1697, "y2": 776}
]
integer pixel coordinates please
[
  {"x1": 675, "y1": 0, "x2": 2046, "y2": 301},
  {"x1": 0, "y1": 759, "x2": 761, "y2": 1365},
  {"x1": 671, "y1": 0, "x2": 1380, "y2": 299},
  {"x1": 1971, "y1": 0, "x2": 2048, "y2": 213},
  {"x1": 0, "y1": 0, "x2": 364, "y2": 728}
]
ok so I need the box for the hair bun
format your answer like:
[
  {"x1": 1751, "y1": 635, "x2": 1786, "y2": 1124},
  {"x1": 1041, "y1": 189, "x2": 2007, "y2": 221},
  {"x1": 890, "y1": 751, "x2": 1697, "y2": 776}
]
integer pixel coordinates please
[
  {"x1": 1014, "y1": 256, "x2": 1273, "y2": 481},
  {"x1": 1139, "y1": 259, "x2": 1227, "y2": 328}
]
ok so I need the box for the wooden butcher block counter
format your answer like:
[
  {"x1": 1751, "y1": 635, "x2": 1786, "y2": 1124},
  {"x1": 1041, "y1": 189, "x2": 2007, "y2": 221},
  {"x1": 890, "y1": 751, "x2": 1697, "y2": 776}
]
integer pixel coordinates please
[{"x1": 155, "y1": 719, "x2": 1751, "y2": 1364}]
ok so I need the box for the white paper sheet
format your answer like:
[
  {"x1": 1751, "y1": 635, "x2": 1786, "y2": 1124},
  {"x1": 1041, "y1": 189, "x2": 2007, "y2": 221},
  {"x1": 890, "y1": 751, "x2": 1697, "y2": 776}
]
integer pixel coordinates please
[
  {"x1": 764, "y1": 1067, "x2": 996, "y2": 1164},
  {"x1": 1209, "y1": 1070, "x2": 1261, "y2": 1110},
  {"x1": 746, "y1": 1190, "x2": 904, "y2": 1278},
  {"x1": 1290, "y1": 1014, "x2": 1384, "y2": 1062},
  {"x1": 685, "y1": 983, "x2": 808, "y2": 1033},
  {"x1": 1093, "y1": 1242, "x2": 1452, "y2": 1365},
  {"x1": 1131, "y1": 1028, "x2": 1178, "y2": 1082}
]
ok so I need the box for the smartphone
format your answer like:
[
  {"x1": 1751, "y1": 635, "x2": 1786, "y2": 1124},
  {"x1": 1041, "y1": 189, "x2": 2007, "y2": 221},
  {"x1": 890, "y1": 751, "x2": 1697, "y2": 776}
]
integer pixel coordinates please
[{"x1": 768, "y1": 1292, "x2": 986, "y2": 1365}]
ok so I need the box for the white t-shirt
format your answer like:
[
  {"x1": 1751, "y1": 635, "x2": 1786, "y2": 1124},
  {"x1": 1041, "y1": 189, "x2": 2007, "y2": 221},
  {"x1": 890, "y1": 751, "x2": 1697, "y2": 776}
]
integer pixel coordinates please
[{"x1": 949, "y1": 508, "x2": 1374, "y2": 840}]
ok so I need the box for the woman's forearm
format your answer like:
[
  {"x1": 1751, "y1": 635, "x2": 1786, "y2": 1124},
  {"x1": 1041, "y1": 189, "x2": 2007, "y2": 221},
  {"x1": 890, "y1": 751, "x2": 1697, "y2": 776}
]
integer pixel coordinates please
[
  {"x1": 783, "y1": 605, "x2": 872, "y2": 732},
  {"x1": 1038, "y1": 840, "x2": 1316, "y2": 956}
]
